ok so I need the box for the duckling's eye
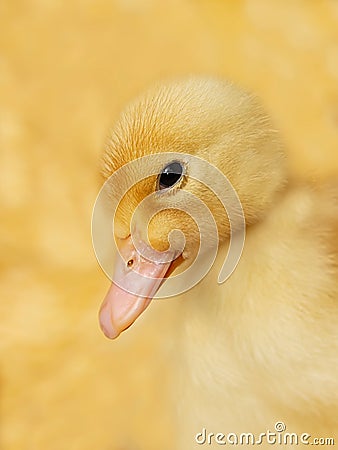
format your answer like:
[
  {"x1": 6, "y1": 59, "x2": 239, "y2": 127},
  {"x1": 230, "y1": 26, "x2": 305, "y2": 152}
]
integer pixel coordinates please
[{"x1": 157, "y1": 161, "x2": 184, "y2": 190}]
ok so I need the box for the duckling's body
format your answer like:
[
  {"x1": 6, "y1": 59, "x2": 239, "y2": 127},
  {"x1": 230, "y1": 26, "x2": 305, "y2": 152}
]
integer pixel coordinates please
[
  {"x1": 176, "y1": 182, "x2": 338, "y2": 448},
  {"x1": 98, "y1": 77, "x2": 338, "y2": 448}
]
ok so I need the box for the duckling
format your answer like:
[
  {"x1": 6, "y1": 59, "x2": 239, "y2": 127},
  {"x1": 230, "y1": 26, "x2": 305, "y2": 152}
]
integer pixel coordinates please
[{"x1": 96, "y1": 77, "x2": 338, "y2": 449}]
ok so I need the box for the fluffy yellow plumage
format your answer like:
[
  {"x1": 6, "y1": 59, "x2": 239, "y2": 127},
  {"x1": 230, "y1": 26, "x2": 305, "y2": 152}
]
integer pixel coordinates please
[{"x1": 100, "y1": 77, "x2": 338, "y2": 449}]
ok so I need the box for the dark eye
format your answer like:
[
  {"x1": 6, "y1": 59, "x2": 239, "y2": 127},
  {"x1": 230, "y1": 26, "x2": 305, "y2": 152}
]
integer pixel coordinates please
[{"x1": 157, "y1": 161, "x2": 184, "y2": 190}]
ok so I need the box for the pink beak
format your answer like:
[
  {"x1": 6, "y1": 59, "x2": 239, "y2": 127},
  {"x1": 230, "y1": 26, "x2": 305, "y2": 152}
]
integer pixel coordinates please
[{"x1": 99, "y1": 235, "x2": 176, "y2": 339}]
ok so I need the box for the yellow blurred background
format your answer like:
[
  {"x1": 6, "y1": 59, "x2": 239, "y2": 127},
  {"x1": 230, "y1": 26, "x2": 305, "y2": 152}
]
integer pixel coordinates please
[{"x1": 1, "y1": 1, "x2": 338, "y2": 449}]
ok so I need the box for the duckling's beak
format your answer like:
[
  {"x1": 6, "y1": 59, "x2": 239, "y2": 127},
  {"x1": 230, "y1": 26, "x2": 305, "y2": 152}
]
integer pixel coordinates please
[{"x1": 99, "y1": 235, "x2": 180, "y2": 339}]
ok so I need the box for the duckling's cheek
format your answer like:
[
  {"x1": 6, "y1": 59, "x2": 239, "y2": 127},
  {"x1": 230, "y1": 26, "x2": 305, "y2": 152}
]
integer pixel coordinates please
[
  {"x1": 147, "y1": 210, "x2": 200, "y2": 258},
  {"x1": 147, "y1": 216, "x2": 171, "y2": 252}
]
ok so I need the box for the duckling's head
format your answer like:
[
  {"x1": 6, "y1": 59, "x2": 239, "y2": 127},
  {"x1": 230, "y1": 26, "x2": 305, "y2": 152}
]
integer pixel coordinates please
[{"x1": 97, "y1": 76, "x2": 287, "y2": 339}]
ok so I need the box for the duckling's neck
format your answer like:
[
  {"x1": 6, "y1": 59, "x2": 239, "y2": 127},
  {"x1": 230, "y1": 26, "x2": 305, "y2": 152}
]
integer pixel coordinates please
[{"x1": 179, "y1": 177, "x2": 292, "y2": 342}]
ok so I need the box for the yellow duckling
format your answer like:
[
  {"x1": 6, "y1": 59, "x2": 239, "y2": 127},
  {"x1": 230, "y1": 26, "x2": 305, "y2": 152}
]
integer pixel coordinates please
[{"x1": 95, "y1": 77, "x2": 338, "y2": 449}]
